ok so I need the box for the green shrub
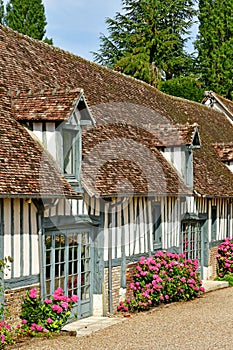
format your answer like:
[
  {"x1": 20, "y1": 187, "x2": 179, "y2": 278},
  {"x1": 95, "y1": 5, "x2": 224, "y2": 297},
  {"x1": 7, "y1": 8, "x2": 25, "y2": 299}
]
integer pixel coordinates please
[{"x1": 0, "y1": 257, "x2": 14, "y2": 348}]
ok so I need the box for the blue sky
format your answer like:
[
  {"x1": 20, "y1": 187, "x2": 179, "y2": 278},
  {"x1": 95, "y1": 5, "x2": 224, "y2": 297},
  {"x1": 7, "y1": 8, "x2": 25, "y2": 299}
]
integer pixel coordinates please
[{"x1": 43, "y1": 0, "x2": 122, "y2": 61}]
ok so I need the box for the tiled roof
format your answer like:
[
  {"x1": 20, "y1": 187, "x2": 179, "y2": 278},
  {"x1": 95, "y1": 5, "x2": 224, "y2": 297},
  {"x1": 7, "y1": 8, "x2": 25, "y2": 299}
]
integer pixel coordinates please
[
  {"x1": 82, "y1": 124, "x2": 191, "y2": 196},
  {"x1": 11, "y1": 88, "x2": 82, "y2": 121},
  {"x1": 213, "y1": 143, "x2": 233, "y2": 162},
  {"x1": 0, "y1": 97, "x2": 79, "y2": 198},
  {"x1": 1, "y1": 25, "x2": 233, "y2": 197}
]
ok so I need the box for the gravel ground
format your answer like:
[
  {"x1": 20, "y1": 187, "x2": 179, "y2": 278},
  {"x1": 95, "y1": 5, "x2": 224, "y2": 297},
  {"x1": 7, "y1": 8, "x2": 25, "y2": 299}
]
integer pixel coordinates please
[{"x1": 8, "y1": 287, "x2": 233, "y2": 350}]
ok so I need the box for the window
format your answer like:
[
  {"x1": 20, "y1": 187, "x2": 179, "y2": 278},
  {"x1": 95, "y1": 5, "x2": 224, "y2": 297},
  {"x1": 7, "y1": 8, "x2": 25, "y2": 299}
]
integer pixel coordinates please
[
  {"x1": 211, "y1": 206, "x2": 217, "y2": 241},
  {"x1": 63, "y1": 129, "x2": 79, "y2": 177},
  {"x1": 181, "y1": 221, "x2": 201, "y2": 263},
  {"x1": 152, "y1": 202, "x2": 162, "y2": 250}
]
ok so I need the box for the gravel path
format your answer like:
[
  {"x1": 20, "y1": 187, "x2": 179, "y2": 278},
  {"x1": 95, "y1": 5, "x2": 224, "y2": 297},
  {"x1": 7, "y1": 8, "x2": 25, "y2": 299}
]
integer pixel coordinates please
[{"x1": 9, "y1": 287, "x2": 233, "y2": 350}]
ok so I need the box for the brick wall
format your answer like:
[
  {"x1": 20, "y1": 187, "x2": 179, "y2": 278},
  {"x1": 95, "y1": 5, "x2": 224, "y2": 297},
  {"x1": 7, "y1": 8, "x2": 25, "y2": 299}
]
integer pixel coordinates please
[
  {"x1": 4, "y1": 285, "x2": 40, "y2": 327},
  {"x1": 104, "y1": 266, "x2": 121, "y2": 313},
  {"x1": 104, "y1": 262, "x2": 137, "y2": 313},
  {"x1": 126, "y1": 262, "x2": 137, "y2": 299}
]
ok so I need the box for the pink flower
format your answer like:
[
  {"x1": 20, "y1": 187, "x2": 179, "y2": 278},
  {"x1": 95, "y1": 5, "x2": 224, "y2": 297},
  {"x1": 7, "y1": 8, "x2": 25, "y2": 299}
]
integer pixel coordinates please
[
  {"x1": 53, "y1": 287, "x2": 63, "y2": 296},
  {"x1": 46, "y1": 318, "x2": 53, "y2": 324},
  {"x1": 1, "y1": 334, "x2": 5, "y2": 343},
  {"x1": 31, "y1": 323, "x2": 37, "y2": 331},
  {"x1": 61, "y1": 302, "x2": 69, "y2": 309},
  {"x1": 53, "y1": 294, "x2": 63, "y2": 301},
  {"x1": 36, "y1": 325, "x2": 43, "y2": 332},
  {"x1": 159, "y1": 295, "x2": 164, "y2": 301},
  {"x1": 140, "y1": 271, "x2": 148, "y2": 276},
  {"x1": 165, "y1": 295, "x2": 169, "y2": 300},
  {"x1": 29, "y1": 289, "x2": 37, "y2": 298},
  {"x1": 57, "y1": 306, "x2": 63, "y2": 313},
  {"x1": 71, "y1": 294, "x2": 79, "y2": 303},
  {"x1": 51, "y1": 304, "x2": 63, "y2": 313},
  {"x1": 44, "y1": 299, "x2": 52, "y2": 304},
  {"x1": 62, "y1": 296, "x2": 71, "y2": 303},
  {"x1": 21, "y1": 319, "x2": 27, "y2": 324}
]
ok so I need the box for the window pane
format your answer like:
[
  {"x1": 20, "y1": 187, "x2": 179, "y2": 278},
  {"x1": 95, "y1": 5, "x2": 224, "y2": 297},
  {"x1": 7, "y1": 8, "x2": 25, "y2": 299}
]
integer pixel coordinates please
[{"x1": 63, "y1": 130, "x2": 76, "y2": 174}]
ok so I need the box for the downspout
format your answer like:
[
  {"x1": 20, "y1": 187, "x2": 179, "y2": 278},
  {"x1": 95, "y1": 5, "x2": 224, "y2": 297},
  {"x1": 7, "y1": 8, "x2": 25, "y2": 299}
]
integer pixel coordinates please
[
  {"x1": 38, "y1": 210, "x2": 45, "y2": 299},
  {"x1": 108, "y1": 210, "x2": 113, "y2": 314},
  {"x1": 32, "y1": 199, "x2": 45, "y2": 299}
]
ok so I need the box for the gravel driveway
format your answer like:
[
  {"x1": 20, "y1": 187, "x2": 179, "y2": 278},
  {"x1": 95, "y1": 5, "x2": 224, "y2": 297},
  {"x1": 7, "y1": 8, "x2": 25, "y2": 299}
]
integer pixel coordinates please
[{"x1": 9, "y1": 287, "x2": 233, "y2": 350}]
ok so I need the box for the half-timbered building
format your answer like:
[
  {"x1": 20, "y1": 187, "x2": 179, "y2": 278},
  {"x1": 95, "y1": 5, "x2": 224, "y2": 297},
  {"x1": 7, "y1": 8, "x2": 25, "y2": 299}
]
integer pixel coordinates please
[{"x1": 0, "y1": 25, "x2": 233, "y2": 320}]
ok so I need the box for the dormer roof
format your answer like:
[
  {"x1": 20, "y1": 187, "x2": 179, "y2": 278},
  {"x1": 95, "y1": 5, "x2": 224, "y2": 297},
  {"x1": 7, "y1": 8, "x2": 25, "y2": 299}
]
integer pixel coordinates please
[{"x1": 10, "y1": 88, "x2": 95, "y2": 125}]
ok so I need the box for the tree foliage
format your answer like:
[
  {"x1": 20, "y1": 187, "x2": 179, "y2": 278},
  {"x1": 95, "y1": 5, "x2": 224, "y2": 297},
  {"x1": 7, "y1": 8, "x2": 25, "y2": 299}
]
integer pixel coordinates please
[
  {"x1": 0, "y1": 0, "x2": 4, "y2": 25},
  {"x1": 93, "y1": 0, "x2": 197, "y2": 86},
  {"x1": 195, "y1": 0, "x2": 233, "y2": 99},
  {"x1": 158, "y1": 75, "x2": 205, "y2": 102},
  {"x1": 4, "y1": 0, "x2": 52, "y2": 43}
]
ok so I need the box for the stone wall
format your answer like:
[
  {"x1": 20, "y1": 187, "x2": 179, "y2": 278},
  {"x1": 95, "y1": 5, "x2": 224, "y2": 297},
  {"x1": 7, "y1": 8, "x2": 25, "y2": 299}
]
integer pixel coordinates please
[{"x1": 208, "y1": 245, "x2": 219, "y2": 279}]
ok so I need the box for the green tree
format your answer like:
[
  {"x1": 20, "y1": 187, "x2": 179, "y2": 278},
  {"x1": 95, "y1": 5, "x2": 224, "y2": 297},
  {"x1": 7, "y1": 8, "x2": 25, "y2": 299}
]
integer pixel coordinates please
[
  {"x1": 4, "y1": 0, "x2": 52, "y2": 43},
  {"x1": 158, "y1": 75, "x2": 205, "y2": 102},
  {"x1": 93, "y1": 0, "x2": 197, "y2": 85},
  {"x1": 0, "y1": 0, "x2": 4, "y2": 25},
  {"x1": 195, "y1": 0, "x2": 233, "y2": 99}
]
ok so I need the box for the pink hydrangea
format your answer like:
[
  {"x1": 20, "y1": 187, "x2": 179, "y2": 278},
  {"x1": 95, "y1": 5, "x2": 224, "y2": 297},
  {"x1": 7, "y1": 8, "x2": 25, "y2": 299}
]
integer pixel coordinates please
[
  {"x1": 36, "y1": 324, "x2": 43, "y2": 332},
  {"x1": 0, "y1": 334, "x2": 5, "y2": 344},
  {"x1": 29, "y1": 288, "x2": 37, "y2": 299},
  {"x1": 51, "y1": 304, "x2": 63, "y2": 313},
  {"x1": 71, "y1": 294, "x2": 79, "y2": 303},
  {"x1": 61, "y1": 302, "x2": 69, "y2": 309},
  {"x1": 46, "y1": 318, "x2": 53, "y2": 324},
  {"x1": 44, "y1": 299, "x2": 52, "y2": 304}
]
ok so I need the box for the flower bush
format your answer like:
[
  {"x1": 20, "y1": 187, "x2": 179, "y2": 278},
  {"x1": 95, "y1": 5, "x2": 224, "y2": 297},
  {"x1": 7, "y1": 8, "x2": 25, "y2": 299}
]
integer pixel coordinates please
[
  {"x1": 0, "y1": 257, "x2": 15, "y2": 348},
  {"x1": 17, "y1": 287, "x2": 78, "y2": 336},
  {"x1": 216, "y1": 238, "x2": 233, "y2": 277},
  {"x1": 0, "y1": 320, "x2": 14, "y2": 348},
  {"x1": 118, "y1": 251, "x2": 204, "y2": 312}
]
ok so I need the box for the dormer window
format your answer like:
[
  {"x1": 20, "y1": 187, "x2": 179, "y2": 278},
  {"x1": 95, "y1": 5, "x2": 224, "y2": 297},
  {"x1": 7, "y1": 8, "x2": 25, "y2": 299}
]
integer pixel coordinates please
[{"x1": 11, "y1": 88, "x2": 95, "y2": 192}]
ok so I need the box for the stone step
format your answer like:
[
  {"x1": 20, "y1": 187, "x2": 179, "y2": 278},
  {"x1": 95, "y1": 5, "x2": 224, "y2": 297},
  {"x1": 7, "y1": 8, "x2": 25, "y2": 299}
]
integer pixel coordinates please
[{"x1": 202, "y1": 280, "x2": 229, "y2": 293}]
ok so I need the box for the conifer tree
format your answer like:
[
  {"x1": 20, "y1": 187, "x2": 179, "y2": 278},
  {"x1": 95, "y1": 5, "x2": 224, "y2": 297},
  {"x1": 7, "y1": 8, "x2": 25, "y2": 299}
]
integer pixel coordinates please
[
  {"x1": 195, "y1": 0, "x2": 233, "y2": 99},
  {"x1": 93, "y1": 0, "x2": 197, "y2": 85},
  {"x1": 4, "y1": 0, "x2": 52, "y2": 43}
]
